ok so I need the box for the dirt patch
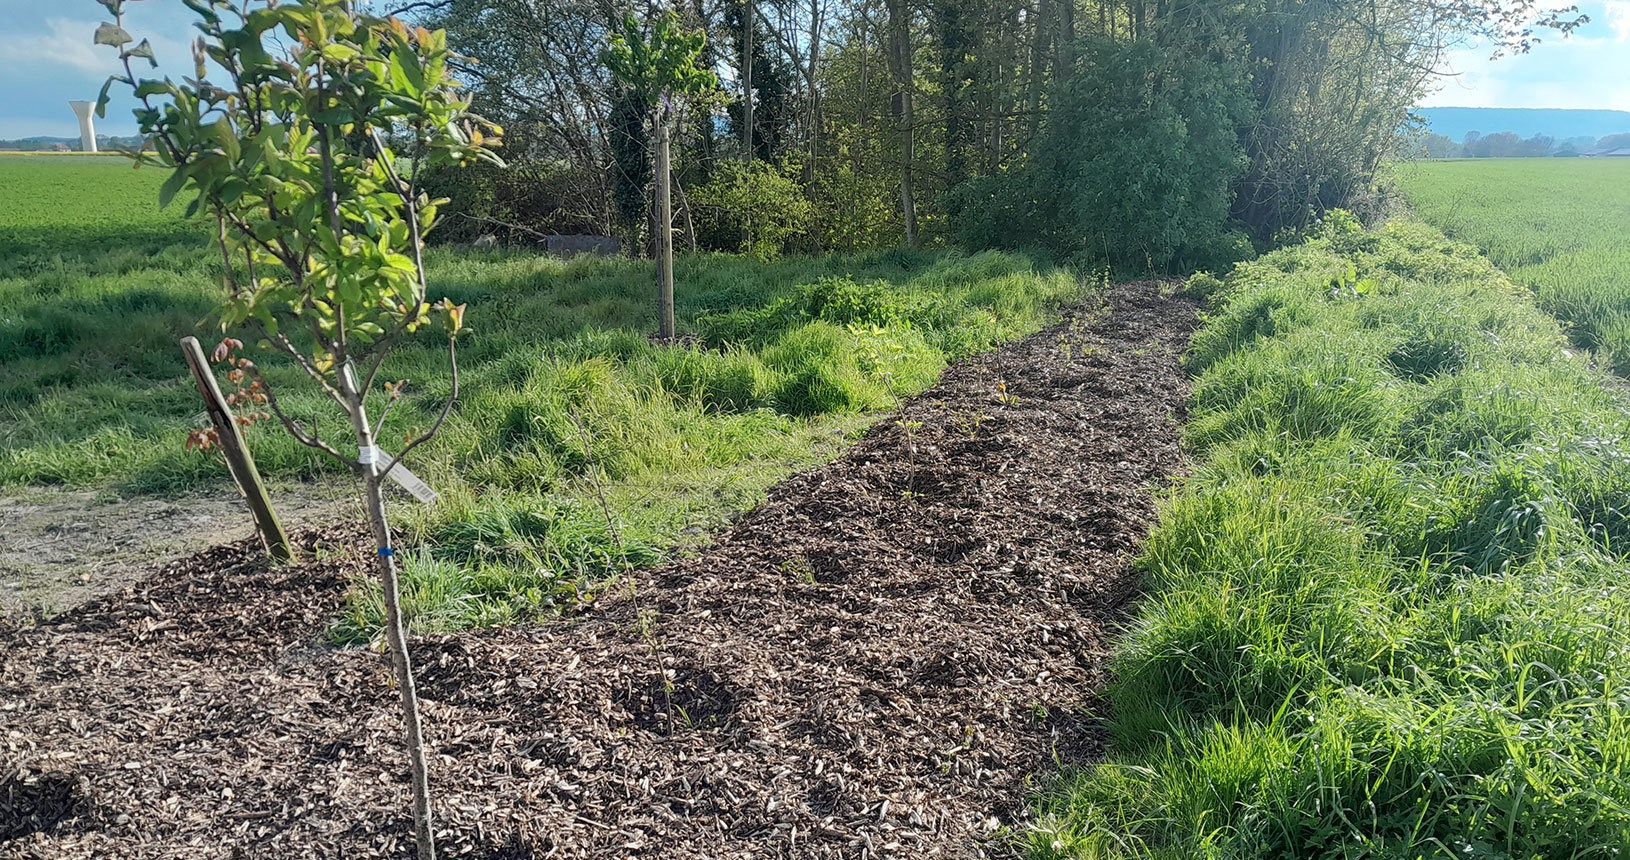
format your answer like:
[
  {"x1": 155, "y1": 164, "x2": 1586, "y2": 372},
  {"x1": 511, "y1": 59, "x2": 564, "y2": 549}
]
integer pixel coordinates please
[
  {"x1": 0, "y1": 481, "x2": 355, "y2": 619},
  {"x1": 0, "y1": 280, "x2": 1198, "y2": 859}
]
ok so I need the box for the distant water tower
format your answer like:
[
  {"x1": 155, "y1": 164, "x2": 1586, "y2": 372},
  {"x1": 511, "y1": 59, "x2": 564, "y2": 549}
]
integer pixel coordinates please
[{"x1": 69, "y1": 101, "x2": 98, "y2": 153}]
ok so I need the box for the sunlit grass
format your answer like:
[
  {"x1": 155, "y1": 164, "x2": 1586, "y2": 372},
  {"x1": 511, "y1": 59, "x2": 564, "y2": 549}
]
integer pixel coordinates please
[
  {"x1": 1397, "y1": 157, "x2": 1630, "y2": 375},
  {"x1": 1027, "y1": 217, "x2": 1630, "y2": 857},
  {"x1": 0, "y1": 155, "x2": 1087, "y2": 639}
]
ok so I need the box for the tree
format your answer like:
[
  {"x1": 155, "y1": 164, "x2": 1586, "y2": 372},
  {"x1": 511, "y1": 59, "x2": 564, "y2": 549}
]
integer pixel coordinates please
[
  {"x1": 603, "y1": 10, "x2": 718, "y2": 339},
  {"x1": 953, "y1": 37, "x2": 1252, "y2": 272},
  {"x1": 94, "y1": 2, "x2": 503, "y2": 857},
  {"x1": 883, "y1": 0, "x2": 919, "y2": 247},
  {"x1": 410, "y1": 0, "x2": 1588, "y2": 257}
]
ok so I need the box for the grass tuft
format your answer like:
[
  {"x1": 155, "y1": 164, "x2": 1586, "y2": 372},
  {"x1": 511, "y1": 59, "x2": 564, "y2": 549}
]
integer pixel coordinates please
[{"x1": 1028, "y1": 216, "x2": 1630, "y2": 858}]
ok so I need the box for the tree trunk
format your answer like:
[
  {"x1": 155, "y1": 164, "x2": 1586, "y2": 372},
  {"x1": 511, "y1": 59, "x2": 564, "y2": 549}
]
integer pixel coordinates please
[
  {"x1": 804, "y1": 0, "x2": 825, "y2": 183},
  {"x1": 656, "y1": 117, "x2": 676, "y2": 339},
  {"x1": 1027, "y1": 0, "x2": 1051, "y2": 142},
  {"x1": 339, "y1": 365, "x2": 436, "y2": 860},
  {"x1": 743, "y1": 0, "x2": 754, "y2": 160},
  {"x1": 676, "y1": 174, "x2": 698, "y2": 254},
  {"x1": 885, "y1": 0, "x2": 919, "y2": 247}
]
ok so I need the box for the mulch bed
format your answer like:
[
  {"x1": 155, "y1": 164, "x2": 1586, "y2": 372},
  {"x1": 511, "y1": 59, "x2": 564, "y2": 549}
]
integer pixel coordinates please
[{"x1": 0, "y1": 280, "x2": 1197, "y2": 859}]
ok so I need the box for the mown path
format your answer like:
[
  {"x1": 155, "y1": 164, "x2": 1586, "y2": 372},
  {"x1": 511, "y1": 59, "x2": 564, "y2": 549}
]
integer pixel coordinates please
[{"x1": 0, "y1": 280, "x2": 1197, "y2": 859}]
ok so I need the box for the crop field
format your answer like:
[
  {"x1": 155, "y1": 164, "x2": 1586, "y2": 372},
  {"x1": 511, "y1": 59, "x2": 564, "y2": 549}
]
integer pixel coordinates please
[
  {"x1": 0, "y1": 153, "x2": 192, "y2": 258},
  {"x1": 0, "y1": 153, "x2": 1083, "y2": 637},
  {"x1": 1397, "y1": 157, "x2": 1630, "y2": 375}
]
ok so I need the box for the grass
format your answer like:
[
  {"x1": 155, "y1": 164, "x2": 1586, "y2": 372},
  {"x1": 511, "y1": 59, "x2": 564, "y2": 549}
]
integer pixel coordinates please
[
  {"x1": 0, "y1": 153, "x2": 1087, "y2": 641},
  {"x1": 1025, "y1": 216, "x2": 1630, "y2": 858},
  {"x1": 1396, "y1": 157, "x2": 1630, "y2": 376}
]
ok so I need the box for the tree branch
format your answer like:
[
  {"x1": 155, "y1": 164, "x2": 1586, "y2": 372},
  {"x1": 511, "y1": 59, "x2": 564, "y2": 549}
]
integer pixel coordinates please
[
  {"x1": 377, "y1": 337, "x2": 459, "y2": 480},
  {"x1": 246, "y1": 364, "x2": 352, "y2": 464}
]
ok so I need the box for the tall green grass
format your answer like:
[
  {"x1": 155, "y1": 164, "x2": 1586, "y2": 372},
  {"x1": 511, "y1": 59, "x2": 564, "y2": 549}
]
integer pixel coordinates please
[
  {"x1": 0, "y1": 154, "x2": 1086, "y2": 638},
  {"x1": 1028, "y1": 217, "x2": 1630, "y2": 858},
  {"x1": 1398, "y1": 158, "x2": 1630, "y2": 375}
]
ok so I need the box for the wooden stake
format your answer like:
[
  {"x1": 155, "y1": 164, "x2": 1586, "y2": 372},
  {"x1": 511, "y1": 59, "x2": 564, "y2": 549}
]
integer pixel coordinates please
[
  {"x1": 656, "y1": 116, "x2": 676, "y2": 340},
  {"x1": 180, "y1": 336, "x2": 293, "y2": 562}
]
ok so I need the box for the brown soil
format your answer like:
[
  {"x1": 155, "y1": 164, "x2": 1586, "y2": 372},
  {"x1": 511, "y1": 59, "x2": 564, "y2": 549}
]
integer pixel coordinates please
[
  {"x1": 0, "y1": 482, "x2": 355, "y2": 618},
  {"x1": 0, "y1": 280, "x2": 1198, "y2": 859}
]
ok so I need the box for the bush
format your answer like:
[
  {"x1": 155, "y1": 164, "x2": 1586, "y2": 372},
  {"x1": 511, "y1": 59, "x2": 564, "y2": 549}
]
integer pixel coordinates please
[
  {"x1": 692, "y1": 157, "x2": 814, "y2": 259},
  {"x1": 417, "y1": 123, "x2": 607, "y2": 244},
  {"x1": 952, "y1": 38, "x2": 1253, "y2": 273}
]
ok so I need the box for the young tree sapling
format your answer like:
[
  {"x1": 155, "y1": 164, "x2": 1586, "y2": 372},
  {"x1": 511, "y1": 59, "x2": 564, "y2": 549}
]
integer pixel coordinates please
[{"x1": 95, "y1": 2, "x2": 503, "y2": 856}]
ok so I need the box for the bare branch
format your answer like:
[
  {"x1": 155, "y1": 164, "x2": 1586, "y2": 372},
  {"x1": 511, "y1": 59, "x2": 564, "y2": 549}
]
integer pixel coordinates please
[
  {"x1": 247, "y1": 364, "x2": 353, "y2": 465},
  {"x1": 377, "y1": 337, "x2": 459, "y2": 480},
  {"x1": 384, "y1": 0, "x2": 453, "y2": 18}
]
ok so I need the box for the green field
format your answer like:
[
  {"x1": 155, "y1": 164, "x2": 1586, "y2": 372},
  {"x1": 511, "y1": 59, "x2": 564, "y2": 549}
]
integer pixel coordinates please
[
  {"x1": 0, "y1": 154, "x2": 1084, "y2": 637},
  {"x1": 1030, "y1": 217, "x2": 1630, "y2": 856},
  {"x1": 1397, "y1": 158, "x2": 1630, "y2": 375}
]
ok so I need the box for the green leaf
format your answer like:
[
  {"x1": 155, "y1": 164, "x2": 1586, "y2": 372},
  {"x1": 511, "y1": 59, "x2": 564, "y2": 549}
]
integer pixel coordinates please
[
  {"x1": 157, "y1": 169, "x2": 187, "y2": 210},
  {"x1": 244, "y1": 7, "x2": 282, "y2": 36},
  {"x1": 209, "y1": 118, "x2": 240, "y2": 161},
  {"x1": 388, "y1": 37, "x2": 425, "y2": 95},
  {"x1": 321, "y1": 44, "x2": 359, "y2": 63},
  {"x1": 181, "y1": 0, "x2": 221, "y2": 25},
  {"x1": 311, "y1": 108, "x2": 354, "y2": 126},
  {"x1": 95, "y1": 76, "x2": 117, "y2": 119},
  {"x1": 123, "y1": 38, "x2": 157, "y2": 67},
  {"x1": 94, "y1": 22, "x2": 133, "y2": 47}
]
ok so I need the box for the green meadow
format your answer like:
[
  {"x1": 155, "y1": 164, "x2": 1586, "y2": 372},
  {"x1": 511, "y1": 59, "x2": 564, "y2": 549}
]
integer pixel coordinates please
[
  {"x1": 0, "y1": 153, "x2": 1085, "y2": 638},
  {"x1": 1398, "y1": 157, "x2": 1630, "y2": 375},
  {"x1": 1029, "y1": 216, "x2": 1630, "y2": 857}
]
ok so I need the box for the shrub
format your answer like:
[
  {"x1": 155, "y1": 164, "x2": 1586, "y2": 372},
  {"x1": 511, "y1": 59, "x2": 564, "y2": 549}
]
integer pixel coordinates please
[
  {"x1": 692, "y1": 157, "x2": 814, "y2": 259},
  {"x1": 952, "y1": 38, "x2": 1253, "y2": 273}
]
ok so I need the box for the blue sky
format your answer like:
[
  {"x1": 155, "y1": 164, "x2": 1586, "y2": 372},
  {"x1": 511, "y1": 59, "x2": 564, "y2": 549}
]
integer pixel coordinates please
[
  {"x1": 1, "y1": 0, "x2": 1628, "y2": 139},
  {"x1": 1423, "y1": 1, "x2": 1630, "y2": 114},
  {"x1": 0, "y1": 0, "x2": 383, "y2": 139}
]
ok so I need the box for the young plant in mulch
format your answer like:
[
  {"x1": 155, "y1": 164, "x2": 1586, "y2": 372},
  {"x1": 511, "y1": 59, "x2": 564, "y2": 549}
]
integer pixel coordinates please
[
  {"x1": 94, "y1": 1, "x2": 503, "y2": 856},
  {"x1": 601, "y1": 10, "x2": 718, "y2": 339}
]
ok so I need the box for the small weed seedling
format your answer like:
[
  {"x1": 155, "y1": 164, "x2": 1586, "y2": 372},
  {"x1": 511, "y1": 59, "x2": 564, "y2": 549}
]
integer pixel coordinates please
[
  {"x1": 781, "y1": 556, "x2": 816, "y2": 584},
  {"x1": 994, "y1": 381, "x2": 1020, "y2": 407}
]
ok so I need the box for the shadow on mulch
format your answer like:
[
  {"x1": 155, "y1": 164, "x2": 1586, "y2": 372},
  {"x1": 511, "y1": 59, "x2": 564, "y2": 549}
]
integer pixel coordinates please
[{"x1": 0, "y1": 280, "x2": 1198, "y2": 859}]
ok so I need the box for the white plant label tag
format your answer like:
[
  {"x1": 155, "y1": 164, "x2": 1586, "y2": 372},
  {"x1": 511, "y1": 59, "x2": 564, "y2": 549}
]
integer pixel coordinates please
[{"x1": 359, "y1": 446, "x2": 439, "y2": 503}]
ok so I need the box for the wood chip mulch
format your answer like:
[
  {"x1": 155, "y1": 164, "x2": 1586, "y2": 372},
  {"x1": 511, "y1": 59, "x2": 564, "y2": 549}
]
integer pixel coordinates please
[{"x1": 0, "y1": 280, "x2": 1197, "y2": 859}]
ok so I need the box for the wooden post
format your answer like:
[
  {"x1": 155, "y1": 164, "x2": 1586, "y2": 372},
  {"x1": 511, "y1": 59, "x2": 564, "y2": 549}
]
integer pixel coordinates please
[
  {"x1": 180, "y1": 336, "x2": 293, "y2": 562},
  {"x1": 656, "y1": 115, "x2": 676, "y2": 340}
]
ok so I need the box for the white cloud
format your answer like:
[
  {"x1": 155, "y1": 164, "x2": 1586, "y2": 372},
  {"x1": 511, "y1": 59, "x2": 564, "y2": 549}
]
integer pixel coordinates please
[
  {"x1": 0, "y1": 18, "x2": 110, "y2": 74},
  {"x1": 0, "y1": 16, "x2": 191, "y2": 77},
  {"x1": 1423, "y1": 35, "x2": 1630, "y2": 112},
  {"x1": 1607, "y1": 2, "x2": 1630, "y2": 40}
]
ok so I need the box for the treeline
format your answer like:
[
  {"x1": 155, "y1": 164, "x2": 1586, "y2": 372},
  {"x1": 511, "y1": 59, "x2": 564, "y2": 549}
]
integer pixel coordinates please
[
  {"x1": 411, "y1": 0, "x2": 1579, "y2": 272},
  {"x1": 0, "y1": 136, "x2": 144, "y2": 152},
  {"x1": 1417, "y1": 131, "x2": 1630, "y2": 159}
]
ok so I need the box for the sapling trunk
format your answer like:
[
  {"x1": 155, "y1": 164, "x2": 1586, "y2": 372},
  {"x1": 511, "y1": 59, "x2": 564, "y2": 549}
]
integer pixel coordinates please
[
  {"x1": 364, "y1": 472, "x2": 436, "y2": 860},
  {"x1": 343, "y1": 371, "x2": 436, "y2": 860},
  {"x1": 602, "y1": 12, "x2": 715, "y2": 341},
  {"x1": 656, "y1": 118, "x2": 676, "y2": 339}
]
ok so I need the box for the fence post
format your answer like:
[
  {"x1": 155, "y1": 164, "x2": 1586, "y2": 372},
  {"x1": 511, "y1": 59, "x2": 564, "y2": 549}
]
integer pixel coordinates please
[{"x1": 180, "y1": 336, "x2": 294, "y2": 562}]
